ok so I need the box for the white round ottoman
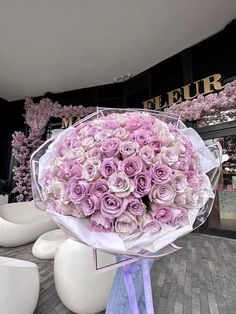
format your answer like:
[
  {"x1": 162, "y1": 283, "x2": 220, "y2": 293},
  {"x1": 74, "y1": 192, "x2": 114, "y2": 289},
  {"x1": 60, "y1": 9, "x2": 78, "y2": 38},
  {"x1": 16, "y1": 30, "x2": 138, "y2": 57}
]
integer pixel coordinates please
[
  {"x1": 0, "y1": 256, "x2": 40, "y2": 314},
  {"x1": 32, "y1": 229, "x2": 69, "y2": 259},
  {"x1": 54, "y1": 239, "x2": 116, "y2": 314}
]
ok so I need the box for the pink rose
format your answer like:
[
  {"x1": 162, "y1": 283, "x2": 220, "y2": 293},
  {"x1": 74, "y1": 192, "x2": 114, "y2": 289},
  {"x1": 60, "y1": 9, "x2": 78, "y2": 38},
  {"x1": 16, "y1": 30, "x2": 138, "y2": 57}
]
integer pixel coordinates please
[
  {"x1": 150, "y1": 163, "x2": 172, "y2": 184},
  {"x1": 62, "y1": 147, "x2": 86, "y2": 163},
  {"x1": 115, "y1": 212, "x2": 138, "y2": 234},
  {"x1": 104, "y1": 118, "x2": 120, "y2": 130},
  {"x1": 100, "y1": 157, "x2": 119, "y2": 179},
  {"x1": 101, "y1": 138, "x2": 120, "y2": 158},
  {"x1": 122, "y1": 156, "x2": 143, "y2": 177},
  {"x1": 101, "y1": 193, "x2": 127, "y2": 219},
  {"x1": 139, "y1": 213, "x2": 162, "y2": 233},
  {"x1": 71, "y1": 203, "x2": 86, "y2": 218},
  {"x1": 59, "y1": 202, "x2": 73, "y2": 215},
  {"x1": 148, "y1": 137, "x2": 164, "y2": 154},
  {"x1": 174, "y1": 193, "x2": 186, "y2": 206},
  {"x1": 81, "y1": 195, "x2": 100, "y2": 216},
  {"x1": 171, "y1": 172, "x2": 188, "y2": 193},
  {"x1": 120, "y1": 141, "x2": 139, "y2": 159},
  {"x1": 131, "y1": 129, "x2": 150, "y2": 147},
  {"x1": 196, "y1": 173, "x2": 209, "y2": 191},
  {"x1": 90, "y1": 211, "x2": 114, "y2": 232},
  {"x1": 82, "y1": 159, "x2": 101, "y2": 182},
  {"x1": 108, "y1": 172, "x2": 134, "y2": 198},
  {"x1": 151, "y1": 205, "x2": 172, "y2": 224},
  {"x1": 185, "y1": 188, "x2": 200, "y2": 209},
  {"x1": 82, "y1": 136, "x2": 96, "y2": 151},
  {"x1": 126, "y1": 115, "x2": 143, "y2": 131},
  {"x1": 57, "y1": 160, "x2": 82, "y2": 181},
  {"x1": 89, "y1": 179, "x2": 109, "y2": 198},
  {"x1": 87, "y1": 147, "x2": 102, "y2": 159},
  {"x1": 113, "y1": 128, "x2": 129, "y2": 140},
  {"x1": 127, "y1": 198, "x2": 146, "y2": 216},
  {"x1": 158, "y1": 130, "x2": 175, "y2": 146},
  {"x1": 69, "y1": 177, "x2": 89, "y2": 203},
  {"x1": 159, "y1": 147, "x2": 179, "y2": 166},
  {"x1": 185, "y1": 170, "x2": 198, "y2": 186},
  {"x1": 149, "y1": 184, "x2": 176, "y2": 205},
  {"x1": 87, "y1": 127, "x2": 99, "y2": 137},
  {"x1": 138, "y1": 145, "x2": 155, "y2": 166},
  {"x1": 49, "y1": 179, "x2": 66, "y2": 199},
  {"x1": 49, "y1": 199, "x2": 73, "y2": 216},
  {"x1": 168, "y1": 207, "x2": 188, "y2": 226},
  {"x1": 95, "y1": 130, "x2": 113, "y2": 143},
  {"x1": 133, "y1": 171, "x2": 152, "y2": 198},
  {"x1": 173, "y1": 160, "x2": 189, "y2": 172}
]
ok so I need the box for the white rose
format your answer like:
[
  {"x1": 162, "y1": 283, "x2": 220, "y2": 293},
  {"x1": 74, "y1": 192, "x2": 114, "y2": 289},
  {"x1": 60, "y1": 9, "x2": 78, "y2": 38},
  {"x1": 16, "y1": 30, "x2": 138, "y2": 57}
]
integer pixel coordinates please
[{"x1": 108, "y1": 172, "x2": 134, "y2": 198}]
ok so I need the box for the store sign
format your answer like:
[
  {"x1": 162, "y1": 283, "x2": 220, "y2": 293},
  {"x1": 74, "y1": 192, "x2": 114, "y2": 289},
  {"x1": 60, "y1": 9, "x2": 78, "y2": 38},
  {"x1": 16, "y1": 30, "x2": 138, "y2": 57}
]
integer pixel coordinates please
[{"x1": 143, "y1": 73, "x2": 223, "y2": 110}]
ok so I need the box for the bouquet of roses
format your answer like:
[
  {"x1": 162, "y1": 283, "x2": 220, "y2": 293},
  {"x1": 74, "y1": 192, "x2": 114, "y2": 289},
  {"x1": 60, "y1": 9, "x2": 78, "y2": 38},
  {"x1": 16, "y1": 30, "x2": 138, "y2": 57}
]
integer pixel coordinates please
[
  {"x1": 31, "y1": 108, "x2": 221, "y2": 314},
  {"x1": 31, "y1": 108, "x2": 220, "y2": 256}
]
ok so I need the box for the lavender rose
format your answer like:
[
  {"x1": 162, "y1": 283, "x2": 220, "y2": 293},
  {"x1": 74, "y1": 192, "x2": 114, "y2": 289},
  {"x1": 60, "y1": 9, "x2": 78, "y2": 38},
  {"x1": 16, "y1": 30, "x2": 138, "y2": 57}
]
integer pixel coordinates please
[
  {"x1": 69, "y1": 177, "x2": 89, "y2": 203},
  {"x1": 168, "y1": 207, "x2": 188, "y2": 226},
  {"x1": 185, "y1": 170, "x2": 198, "y2": 186},
  {"x1": 133, "y1": 171, "x2": 152, "y2": 198},
  {"x1": 139, "y1": 213, "x2": 162, "y2": 233},
  {"x1": 82, "y1": 159, "x2": 101, "y2": 182},
  {"x1": 90, "y1": 211, "x2": 114, "y2": 232},
  {"x1": 171, "y1": 172, "x2": 188, "y2": 193},
  {"x1": 100, "y1": 157, "x2": 119, "y2": 178},
  {"x1": 101, "y1": 193, "x2": 126, "y2": 219},
  {"x1": 108, "y1": 172, "x2": 134, "y2": 198},
  {"x1": 81, "y1": 195, "x2": 100, "y2": 216},
  {"x1": 115, "y1": 212, "x2": 138, "y2": 234},
  {"x1": 122, "y1": 156, "x2": 143, "y2": 177},
  {"x1": 89, "y1": 179, "x2": 109, "y2": 198},
  {"x1": 151, "y1": 205, "x2": 172, "y2": 224},
  {"x1": 87, "y1": 147, "x2": 102, "y2": 159},
  {"x1": 95, "y1": 130, "x2": 113, "y2": 143},
  {"x1": 149, "y1": 184, "x2": 176, "y2": 205},
  {"x1": 131, "y1": 129, "x2": 149, "y2": 147},
  {"x1": 148, "y1": 137, "x2": 164, "y2": 154},
  {"x1": 150, "y1": 163, "x2": 172, "y2": 184},
  {"x1": 120, "y1": 141, "x2": 139, "y2": 159},
  {"x1": 101, "y1": 138, "x2": 120, "y2": 158},
  {"x1": 138, "y1": 145, "x2": 155, "y2": 166},
  {"x1": 127, "y1": 198, "x2": 146, "y2": 216},
  {"x1": 82, "y1": 136, "x2": 96, "y2": 151},
  {"x1": 196, "y1": 173, "x2": 209, "y2": 191},
  {"x1": 159, "y1": 147, "x2": 179, "y2": 166},
  {"x1": 185, "y1": 188, "x2": 200, "y2": 208},
  {"x1": 113, "y1": 128, "x2": 129, "y2": 140},
  {"x1": 173, "y1": 160, "x2": 189, "y2": 172},
  {"x1": 62, "y1": 147, "x2": 86, "y2": 164},
  {"x1": 57, "y1": 160, "x2": 82, "y2": 180}
]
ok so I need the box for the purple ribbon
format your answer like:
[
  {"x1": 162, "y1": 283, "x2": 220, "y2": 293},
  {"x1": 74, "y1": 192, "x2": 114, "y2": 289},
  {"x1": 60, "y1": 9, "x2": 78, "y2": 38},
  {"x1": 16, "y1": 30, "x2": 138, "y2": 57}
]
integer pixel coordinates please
[
  {"x1": 123, "y1": 260, "x2": 154, "y2": 314},
  {"x1": 142, "y1": 260, "x2": 154, "y2": 314},
  {"x1": 123, "y1": 263, "x2": 140, "y2": 314}
]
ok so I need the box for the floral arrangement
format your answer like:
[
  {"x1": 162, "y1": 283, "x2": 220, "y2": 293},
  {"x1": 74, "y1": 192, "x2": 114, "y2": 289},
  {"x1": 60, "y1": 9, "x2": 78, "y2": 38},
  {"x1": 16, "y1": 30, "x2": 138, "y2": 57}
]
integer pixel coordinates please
[
  {"x1": 32, "y1": 108, "x2": 220, "y2": 314},
  {"x1": 166, "y1": 79, "x2": 236, "y2": 121},
  {"x1": 40, "y1": 110, "x2": 213, "y2": 236},
  {"x1": 11, "y1": 98, "x2": 95, "y2": 201}
]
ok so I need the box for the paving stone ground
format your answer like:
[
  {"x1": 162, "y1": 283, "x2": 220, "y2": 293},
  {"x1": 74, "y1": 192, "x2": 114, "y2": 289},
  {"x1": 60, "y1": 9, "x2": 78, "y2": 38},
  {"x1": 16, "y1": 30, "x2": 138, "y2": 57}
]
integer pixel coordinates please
[{"x1": 1, "y1": 233, "x2": 236, "y2": 314}]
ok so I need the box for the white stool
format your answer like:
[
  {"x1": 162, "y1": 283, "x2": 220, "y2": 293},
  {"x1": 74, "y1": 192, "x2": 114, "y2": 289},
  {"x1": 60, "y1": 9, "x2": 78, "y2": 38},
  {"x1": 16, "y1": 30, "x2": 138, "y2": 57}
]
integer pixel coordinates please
[
  {"x1": 0, "y1": 201, "x2": 58, "y2": 247},
  {"x1": 0, "y1": 256, "x2": 40, "y2": 314},
  {"x1": 54, "y1": 239, "x2": 116, "y2": 314},
  {"x1": 32, "y1": 229, "x2": 69, "y2": 259}
]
